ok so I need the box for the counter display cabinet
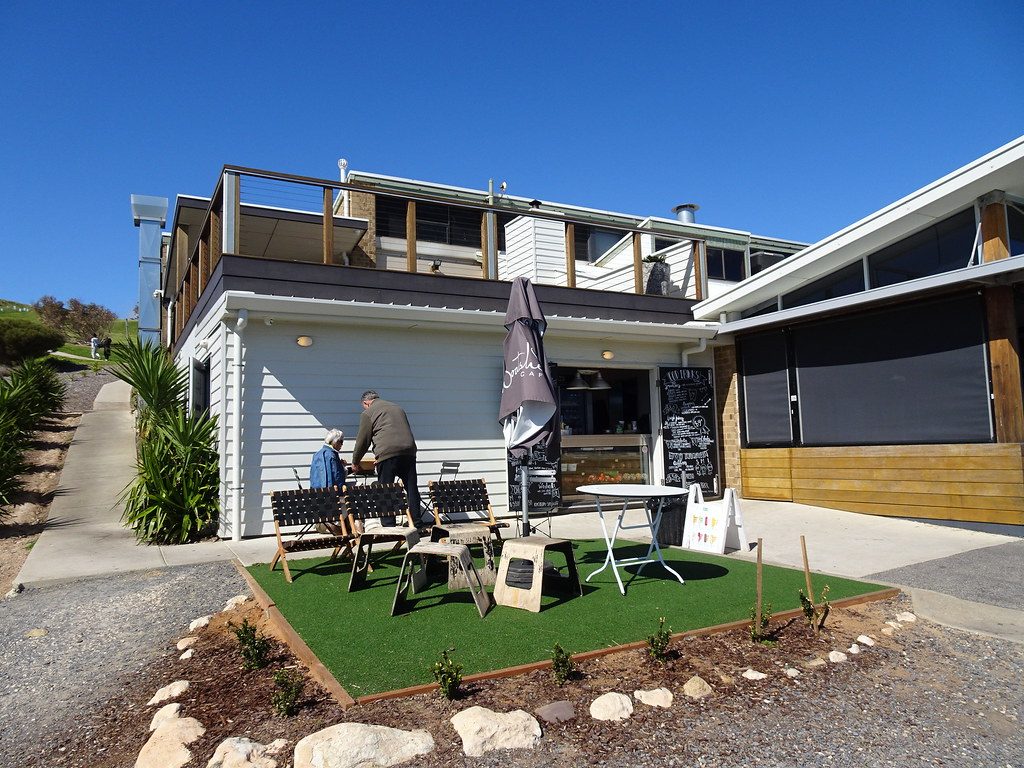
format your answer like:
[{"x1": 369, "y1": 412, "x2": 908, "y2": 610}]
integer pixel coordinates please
[{"x1": 560, "y1": 435, "x2": 652, "y2": 499}]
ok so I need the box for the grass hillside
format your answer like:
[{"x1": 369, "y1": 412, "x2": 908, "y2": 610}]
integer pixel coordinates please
[{"x1": 0, "y1": 298, "x2": 136, "y2": 361}]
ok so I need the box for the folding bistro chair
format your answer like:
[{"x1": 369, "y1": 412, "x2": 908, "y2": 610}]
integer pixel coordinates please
[
  {"x1": 342, "y1": 482, "x2": 421, "y2": 592},
  {"x1": 269, "y1": 487, "x2": 353, "y2": 583},
  {"x1": 418, "y1": 461, "x2": 461, "y2": 526}
]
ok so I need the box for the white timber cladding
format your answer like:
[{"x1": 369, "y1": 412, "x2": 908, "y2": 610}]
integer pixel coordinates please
[
  {"x1": 500, "y1": 216, "x2": 568, "y2": 285},
  {"x1": 207, "y1": 315, "x2": 706, "y2": 537},
  {"x1": 378, "y1": 237, "x2": 487, "y2": 278}
]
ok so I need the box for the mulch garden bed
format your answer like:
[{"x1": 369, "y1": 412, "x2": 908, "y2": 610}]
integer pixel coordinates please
[{"x1": 41, "y1": 594, "x2": 905, "y2": 767}]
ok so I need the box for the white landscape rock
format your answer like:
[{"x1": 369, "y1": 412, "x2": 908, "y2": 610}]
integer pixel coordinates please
[
  {"x1": 741, "y1": 669, "x2": 768, "y2": 681},
  {"x1": 294, "y1": 723, "x2": 434, "y2": 768},
  {"x1": 223, "y1": 595, "x2": 250, "y2": 612},
  {"x1": 147, "y1": 680, "x2": 190, "y2": 706},
  {"x1": 135, "y1": 714, "x2": 205, "y2": 768},
  {"x1": 189, "y1": 615, "x2": 212, "y2": 632},
  {"x1": 590, "y1": 692, "x2": 634, "y2": 721},
  {"x1": 206, "y1": 736, "x2": 285, "y2": 768},
  {"x1": 828, "y1": 651, "x2": 848, "y2": 663},
  {"x1": 179, "y1": 649, "x2": 194, "y2": 661},
  {"x1": 896, "y1": 611, "x2": 917, "y2": 623},
  {"x1": 450, "y1": 706, "x2": 542, "y2": 757},
  {"x1": 857, "y1": 635, "x2": 876, "y2": 647},
  {"x1": 847, "y1": 644, "x2": 861, "y2": 655},
  {"x1": 881, "y1": 627, "x2": 896, "y2": 637},
  {"x1": 149, "y1": 703, "x2": 181, "y2": 731},
  {"x1": 176, "y1": 637, "x2": 198, "y2": 651},
  {"x1": 784, "y1": 668, "x2": 800, "y2": 678},
  {"x1": 634, "y1": 688, "x2": 674, "y2": 708},
  {"x1": 683, "y1": 676, "x2": 714, "y2": 700},
  {"x1": 885, "y1": 620, "x2": 902, "y2": 630}
]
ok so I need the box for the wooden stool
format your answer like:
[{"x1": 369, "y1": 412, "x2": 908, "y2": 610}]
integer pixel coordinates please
[
  {"x1": 391, "y1": 541, "x2": 492, "y2": 618},
  {"x1": 432, "y1": 523, "x2": 497, "y2": 588},
  {"x1": 494, "y1": 538, "x2": 582, "y2": 613}
]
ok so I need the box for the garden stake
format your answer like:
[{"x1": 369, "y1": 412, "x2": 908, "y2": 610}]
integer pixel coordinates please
[
  {"x1": 755, "y1": 538, "x2": 763, "y2": 634},
  {"x1": 800, "y1": 535, "x2": 815, "y2": 608}
]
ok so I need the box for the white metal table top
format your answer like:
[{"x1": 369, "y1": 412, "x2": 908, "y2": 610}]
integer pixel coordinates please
[{"x1": 575, "y1": 483, "x2": 688, "y2": 499}]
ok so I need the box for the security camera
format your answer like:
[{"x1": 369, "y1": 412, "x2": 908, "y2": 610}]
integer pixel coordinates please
[
  {"x1": 152, "y1": 289, "x2": 164, "y2": 298},
  {"x1": 500, "y1": 181, "x2": 507, "y2": 192},
  {"x1": 264, "y1": 317, "x2": 274, "y2": 326}
]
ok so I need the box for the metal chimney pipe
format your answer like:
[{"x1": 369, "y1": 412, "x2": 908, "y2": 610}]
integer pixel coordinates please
[{"x1": 672, "y1": 203, "x2": 700, "y2": 224}]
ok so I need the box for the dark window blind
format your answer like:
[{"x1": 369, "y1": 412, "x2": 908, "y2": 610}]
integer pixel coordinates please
[{"x1": 739, "y1": 330, "x2": 793, "y2": 445}]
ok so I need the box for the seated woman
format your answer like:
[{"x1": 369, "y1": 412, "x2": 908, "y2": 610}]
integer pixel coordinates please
[{"x1": 310, "y1": 429, "x2": 347, "y2": 534}]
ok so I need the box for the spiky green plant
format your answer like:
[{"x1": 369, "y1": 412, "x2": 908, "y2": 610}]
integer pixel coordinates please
[
  {"x1": 120, "y1": 408, "x2": 220, "y2": 543},
  {"x1": 0, "y1": 412, "x2": 27, "y2": 512},
  {"x1": 9, "y1": 357, "x2": 66, "y2": 417},
  {"x1": 109, "y1": 337, "x2": 186, "y2": 434}
]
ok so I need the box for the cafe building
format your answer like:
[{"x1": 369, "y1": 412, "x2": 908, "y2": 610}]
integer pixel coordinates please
[
  {"x1": 694, "y1": 135, "x2": 1024, "y2": 527},
  {"x1": 137, "y1": 164, "x2": 803, "y2": 538}
]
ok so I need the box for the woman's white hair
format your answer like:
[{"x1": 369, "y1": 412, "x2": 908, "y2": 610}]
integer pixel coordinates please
[{"x1": 324, "y1": 428, "x2": 345, "y2": 447}]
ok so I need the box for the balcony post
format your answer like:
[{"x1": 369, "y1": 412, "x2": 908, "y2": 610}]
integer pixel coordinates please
[
  {"x1": 222, "y1": 171, "x2": 240, "y2": 255},
  {"x1": 692, "y1": 240, "x2": 705, "y2": 301},
  {"x1": 406, "y1": 200, "x2": 417, "y2": 272},
  {"x1": 480, "y1": 211, "x2": 490, "y2": 279},
  {"x1": 565, "y1": 222, "x2": 576, "y2": 288},
  {"x1": 322, "y1": 187, "x2": 334, "y2": 264},
  {"x1": 632, "y1": 232, "x2": 643, "y2": 294}
]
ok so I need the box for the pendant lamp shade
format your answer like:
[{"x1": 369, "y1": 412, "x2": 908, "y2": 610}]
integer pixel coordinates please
[
  {"x1": 590, "y1": 371, "x2": 612, "y2": 390},
  {"x1": 567, "y1": 371, "x2": 589, "y2": 390}
]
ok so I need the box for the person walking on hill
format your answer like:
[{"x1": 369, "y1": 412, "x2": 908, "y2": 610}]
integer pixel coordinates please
[
  {"x1": 101, "y1": 337, "x2": 112, "y2": 360},
  {"x1": 350, "y1": 390, "x2": 423, "y2": 527},
  {"x1": 89, "y1": 335, "x2": 99, "y2": 359}
]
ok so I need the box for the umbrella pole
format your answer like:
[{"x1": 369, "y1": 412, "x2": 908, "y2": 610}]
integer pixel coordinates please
[{"x1": 519, "y1": 457, "x2": 531, "y2": 537}]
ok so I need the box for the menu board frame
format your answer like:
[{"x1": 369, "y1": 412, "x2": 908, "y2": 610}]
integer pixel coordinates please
[{"x1": 658, "y1": 366, "x2": 720, "y2": 496}]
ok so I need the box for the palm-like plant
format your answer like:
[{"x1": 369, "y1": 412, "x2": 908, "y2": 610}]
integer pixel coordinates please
[
  {"x1": 9, "y1": 357, "x2": 67, "y2": 417},
  {"x1": 0, "y1": 412, "x2": 27, "y2": 512},
  {"x1": 120, "y1": 408, "x2": 220, "y2": 543},
  {"x1": 110, "y1": 337, "x2": 186, "y2": 431}
]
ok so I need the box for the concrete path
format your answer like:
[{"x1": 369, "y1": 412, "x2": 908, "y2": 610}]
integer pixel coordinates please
[{"x1": 15, "y1": 379, "x2": 1024, "y2": 643}]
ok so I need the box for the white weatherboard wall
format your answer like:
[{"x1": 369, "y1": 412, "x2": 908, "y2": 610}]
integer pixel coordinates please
[
  {"x1": 228, "y1": 320, "x2": 510, "y2": 537},
  {"x1": 501, "y1": 216, "x2": 567, "y2": 285}
]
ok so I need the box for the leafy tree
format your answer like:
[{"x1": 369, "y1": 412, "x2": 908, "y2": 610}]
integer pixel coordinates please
[{"x1": 32, "y1": 296, "x2": 116, "y2": 342}]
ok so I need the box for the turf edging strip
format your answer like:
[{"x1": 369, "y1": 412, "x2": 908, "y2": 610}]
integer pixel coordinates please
[{"x1": 233, "y1": 559, "x2": 356, "y2": 708}]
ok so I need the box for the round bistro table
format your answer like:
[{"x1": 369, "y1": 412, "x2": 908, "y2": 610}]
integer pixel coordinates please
[{"x1": 576, "y1": 483, "x2": 688, "y2": 595}]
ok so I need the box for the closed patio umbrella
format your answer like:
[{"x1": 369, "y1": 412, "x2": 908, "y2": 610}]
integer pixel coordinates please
[{"x1": 499, "y1": 277, "x2": 558, "y2": 535}]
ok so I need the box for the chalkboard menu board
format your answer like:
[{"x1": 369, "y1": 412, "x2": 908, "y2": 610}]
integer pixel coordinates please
[
  {"x1": 659, "y1": 367, "x2": 719, "y2": 495},
  {"x1": 507, "y1": 441, "x2": 561, "y2": 511}
]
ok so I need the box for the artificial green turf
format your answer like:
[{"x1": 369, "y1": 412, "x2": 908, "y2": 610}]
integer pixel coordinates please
[{"x1": 248, "y1": 539, "x2": 887, "y2": 697}]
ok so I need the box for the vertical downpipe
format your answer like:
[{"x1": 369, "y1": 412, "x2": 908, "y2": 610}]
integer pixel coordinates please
[{"x1": 230, "y1": 309, "x2": 248, "y2": 541}]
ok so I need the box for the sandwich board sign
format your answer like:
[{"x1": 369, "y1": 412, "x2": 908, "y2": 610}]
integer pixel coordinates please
[{"x1": 682, "y1": 485, "x2": 748, "y2": 555}]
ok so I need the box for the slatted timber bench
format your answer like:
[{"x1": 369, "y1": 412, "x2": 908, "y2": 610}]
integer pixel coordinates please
[{"x1": 270, "y1": 487, "x2": 353, "y2": 583}]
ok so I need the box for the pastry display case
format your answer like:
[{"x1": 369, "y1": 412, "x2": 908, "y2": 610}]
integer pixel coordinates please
[{"x1": 560, "y1": 435, "x2": 651, "y2": 499}]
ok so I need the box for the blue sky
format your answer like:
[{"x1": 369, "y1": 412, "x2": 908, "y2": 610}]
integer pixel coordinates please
[{"x1": 1, "y1": 1, "x2": 1021, "y2": 315}]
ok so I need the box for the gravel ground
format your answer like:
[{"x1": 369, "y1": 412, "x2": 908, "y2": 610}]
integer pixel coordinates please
[
  {"x1": 54, "y1": 364, "x2": 116, "y2": 413},
  {"x1": 0, "y1": 562, "x2": 246, "y2": 766}
]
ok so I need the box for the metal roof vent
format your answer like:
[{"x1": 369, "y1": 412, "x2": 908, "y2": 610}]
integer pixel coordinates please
[{"x1": 672, "y1": 203, "x2": 699, "y2": 224}]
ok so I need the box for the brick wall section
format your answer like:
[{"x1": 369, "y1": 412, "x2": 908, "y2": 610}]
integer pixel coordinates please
[
  {"x1": 714, "y1": 344, "x2": 741, "y2": 495},
  {"x1": 346, "y1": 189, "x2": 377, "y2": 268}
]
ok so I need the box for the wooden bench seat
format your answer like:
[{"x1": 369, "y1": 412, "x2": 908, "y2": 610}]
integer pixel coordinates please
[{"x1": 270, "y1": 487, "x2": 353, "y2": 583}]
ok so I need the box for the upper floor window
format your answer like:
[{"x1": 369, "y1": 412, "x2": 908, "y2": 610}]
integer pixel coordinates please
[
  {"x1": 1008, "y1": 202, "x2": 1024, "y2": 258},
  {"x1": 706, "y1": 247, "x2": 745, "y2": 282},
  {"x1": 376, "y1": 197, "x2": 515, "y2": 249},
  {"x1": 868, "y1": 208, "x2": 976, "y2": 288},
  {"x1": 574, "y1": 225, "x2": 628, "y2": 262},
  {"x1": 781, "y1": 261, "x2": 865, "y2": 309}
]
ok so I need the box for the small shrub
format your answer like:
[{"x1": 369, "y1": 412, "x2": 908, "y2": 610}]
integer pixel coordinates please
[
  {"x1": 551, "y1": 643, "x2": 578, "y2": 686},
  {"x1": 431, "y1": 647, "x2": 463, "y2": 700},
  {"x1": 647, "y1": 616, "x2": 672, "y2": 662},
  {"x1": 0, "y1": 417, "x2": 26, "y2": 512},
  {"x1": 799, "y1": 584, "x2": 831, "y2": 633},
  {"x1": 749, "y1": 602, "x2": 775, "y2": 643},
  {"x1": 233, "y1": 618, "x2": 272, "y2": 670},
  {"x1": 272, "y1": 669, "x2": 305, "y2": 716},
  {"x1": 0, "y1": 318, "x2": 64, "y2": 364}
]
